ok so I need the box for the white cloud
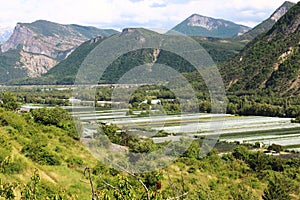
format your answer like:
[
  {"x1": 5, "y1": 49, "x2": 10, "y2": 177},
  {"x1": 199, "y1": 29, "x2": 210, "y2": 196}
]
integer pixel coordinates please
[{"x1": 0, "y1": 0, "x2": 298, "y2": 30}]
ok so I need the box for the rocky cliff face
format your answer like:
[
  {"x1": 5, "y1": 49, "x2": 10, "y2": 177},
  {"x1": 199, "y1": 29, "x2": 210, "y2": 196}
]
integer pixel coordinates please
[
  {"x1": 271, "y1": 1, "x2": 294, "y2": 22},
  {"x1": 187, "y1": 15, "x2": 247, "y2": 34},
  {"x1": 18, "y1": 51, "x2": 58, "y2": 77},
  {"x1": 0, "y1": 20, "x2": 117, "y2": 79},
  {"x1": 1, "y1": 23, "x2": 87, "y2": 59}
]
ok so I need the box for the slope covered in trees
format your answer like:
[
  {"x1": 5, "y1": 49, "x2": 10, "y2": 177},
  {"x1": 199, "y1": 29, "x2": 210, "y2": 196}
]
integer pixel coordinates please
[
  {"x1": 10, "y1": 30, "x2": 245, "y2": 85},
  {"x1": 221, "y1": 1, "x2": 300, "y2": 96},
  {"x1": 235, "y1": 1, "x2": 295, "y2": 41}
]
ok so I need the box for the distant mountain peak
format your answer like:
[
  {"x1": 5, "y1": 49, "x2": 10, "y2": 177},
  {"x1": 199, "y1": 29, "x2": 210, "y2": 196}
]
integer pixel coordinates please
[
  {"x1": 186, "y1": 14, "x2": 225, "y2": 30},
  {"x1": 119, "y1": 28, "x2": 156, "y2": 42},
  {"x1": 170, "y1": 14, "x2": 250, "y2": 38}
]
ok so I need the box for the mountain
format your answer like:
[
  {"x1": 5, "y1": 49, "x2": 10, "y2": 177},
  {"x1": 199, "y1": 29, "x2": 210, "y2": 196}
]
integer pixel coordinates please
[
  {"x1": 0, "y1": 26, "x2": 13, "y2": 44},
  {"x1": 236, "y1": 1, "x2": 296, "y2": 41},
  {"x1": 170, "y1": 14, "x2": 251, "y2": 38},
  {"x1": 221, "y1": 1, "x2": 300, "y2": 95},
  {"x1": 0, "y1": 20, "x2": 118, "y2": 83},
  {"x1": 11, "y1": 28, "x2": 245, "y2": 85},
  {"x1": 42, "y1": 36, "x2": 108, "y2": 84}
]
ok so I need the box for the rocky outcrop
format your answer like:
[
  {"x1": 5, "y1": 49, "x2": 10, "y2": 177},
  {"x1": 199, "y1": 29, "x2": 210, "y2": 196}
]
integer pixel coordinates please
[
  {"x1": 188, "y1": 15, "x2": 227, "y2": 30},
  {"x1": 271, "y1": 1, "x2": 294, "y2": 21},
  {"x1": 1, "y1": 23, "x2": 86, "y2": 59},
  {"x1": 17, "y1": 51, "x2": 58, "y2": 77},
  {"x1": 120, "y1": 28, "x2": 146, "y2": 42}
]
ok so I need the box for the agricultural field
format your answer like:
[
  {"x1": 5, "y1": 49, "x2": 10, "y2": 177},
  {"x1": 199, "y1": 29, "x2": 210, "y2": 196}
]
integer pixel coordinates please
[{"x1": 72, "y1": 108, "x2": 300, "y2": 150}]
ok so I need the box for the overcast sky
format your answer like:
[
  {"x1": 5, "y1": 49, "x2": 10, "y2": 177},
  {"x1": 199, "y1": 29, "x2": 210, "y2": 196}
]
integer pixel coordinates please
[{"x1": 0, "y1": 0, "x2": 298, "y2": 30}]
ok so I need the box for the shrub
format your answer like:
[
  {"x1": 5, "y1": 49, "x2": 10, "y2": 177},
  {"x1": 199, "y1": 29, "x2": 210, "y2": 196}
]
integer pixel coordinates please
[
  {"x1": 1, "y1": 157, "x2": 26, "y2": 174},
  {"x1": 66, "y1": 157, "x2": 84, "y2": 168},
  {"x1": 267, "y1": 144, "x2": 283, "y2": 153},
  {"x1": 21, "y1": 143, "x2": 61, "y2": 166},
  {"x1": 31, "y1": 107, "x2": 79, "y2": 139}
]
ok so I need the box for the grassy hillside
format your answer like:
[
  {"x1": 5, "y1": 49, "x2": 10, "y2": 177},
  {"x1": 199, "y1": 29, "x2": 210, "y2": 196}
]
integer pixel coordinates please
[{"x1": 0, "y1": 107, "x2": 97, "y2": 199}]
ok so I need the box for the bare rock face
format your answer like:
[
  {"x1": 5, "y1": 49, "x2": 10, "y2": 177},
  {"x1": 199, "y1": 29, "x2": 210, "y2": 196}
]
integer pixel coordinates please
[
  {"x1": 1, "y1": 23, "x2": 85, "y2": 60},
  {"x1": 187, "y1": 15, "x2": 223, "y2": 30},
  {"x1": 0, "y1": 20, "x2": 113, "y2": 78},
  {"x1": 17, "y1": 51, "x2": 58, "y2": 77},
  {"x1": 90, "y1": 36, "x2": 105, "y2": 44},
  {"x1": 271, "y1": 2, "x2": 292, "y2": 22},
  {"x1": 120, "y1": 28, "x2": 146, "y2": 42},
  {"x1": 1, "y1": 23, "x2": 84, "y2": 77}
]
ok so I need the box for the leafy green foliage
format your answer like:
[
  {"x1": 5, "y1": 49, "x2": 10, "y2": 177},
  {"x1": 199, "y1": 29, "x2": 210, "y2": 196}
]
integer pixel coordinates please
[
  {"x1": 21, "y1": 142, "x2": 61, "y2": 165},
  {"x1": 232, "y1": 146, "x2": 290, "y2": 172},
  {"x1": 31, "y1": 107, "x2": 79, "y2": 139},
  {"x1": 263, "y1": 174, "x2": 292, "y2": 200},
  {"x1": 267, "y1": 144, "x2": 283, "y2": 153},
  {"x1": 292, "y1": 115, "x2": 300, "y2": 123},
  {"x1": 0, "y1": 92, "x2": 20, "y2": 111},
  {"x1": 0, "y1": 179, "x2": 18, "y2": 200},
  {"x1": 0, "y1": 107, "x2": 96, "y2": 199}
]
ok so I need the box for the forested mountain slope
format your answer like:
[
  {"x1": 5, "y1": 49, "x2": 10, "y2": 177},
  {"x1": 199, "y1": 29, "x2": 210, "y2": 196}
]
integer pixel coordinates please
[
  {"x1": 221, "y1": 1, "x2": 300, "y2": 96},
  {"x1": 14, "y1": 29, "x2": 245, "y2": 85},
  {"x1": 235, "y1": 1, "x2": 295, "y2": 41}
]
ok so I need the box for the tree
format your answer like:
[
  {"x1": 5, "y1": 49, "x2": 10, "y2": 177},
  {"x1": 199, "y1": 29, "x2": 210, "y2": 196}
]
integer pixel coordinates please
[
  {"x1": 31, "y1": 107, "x2": 78, "y2": 138},
  {"x1": 232, "y1": 146, "x2": 250, "y2": 161},
  {"x1": 267, "y1": 144, "x2": 283, "y2": 153},
  {"x1": 262, "y1": 174, "x2": 291, "y2": 200},
  {"x1": 0, "y1": 92, "x2": 20, "y2": 111}
]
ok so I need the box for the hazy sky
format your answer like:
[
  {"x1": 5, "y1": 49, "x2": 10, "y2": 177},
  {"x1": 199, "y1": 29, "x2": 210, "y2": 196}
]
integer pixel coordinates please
[{"x1": 0, "y1": 0, "x2": 298, "y2": 30}]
